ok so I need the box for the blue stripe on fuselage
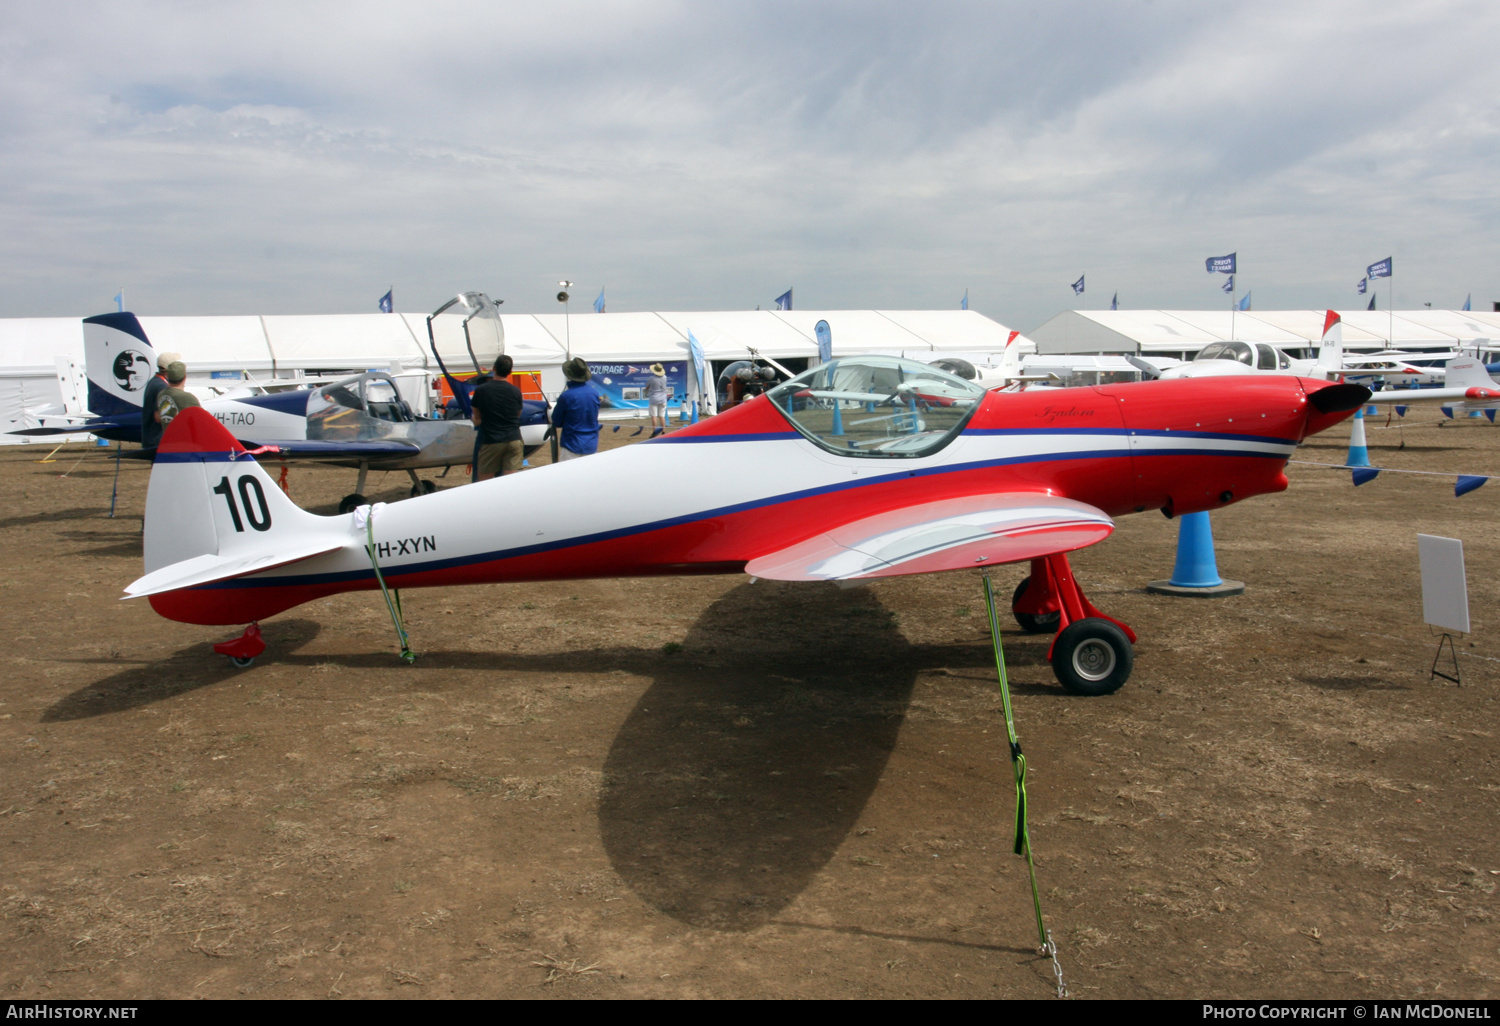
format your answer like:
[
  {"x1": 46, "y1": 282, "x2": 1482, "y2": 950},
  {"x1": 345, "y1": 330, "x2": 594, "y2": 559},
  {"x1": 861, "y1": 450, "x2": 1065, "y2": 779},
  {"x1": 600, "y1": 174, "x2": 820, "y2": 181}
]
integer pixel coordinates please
[{"x1": 195, "y1": 434, "x2": 1291, "y2": 592}]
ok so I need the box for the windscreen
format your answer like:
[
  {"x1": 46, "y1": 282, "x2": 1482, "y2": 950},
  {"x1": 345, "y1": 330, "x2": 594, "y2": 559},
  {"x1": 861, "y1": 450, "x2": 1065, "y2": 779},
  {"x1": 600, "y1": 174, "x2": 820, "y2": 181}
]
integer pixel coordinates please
[{"x1": 765, "y1": 356, "x2": 985, "y2": 458}]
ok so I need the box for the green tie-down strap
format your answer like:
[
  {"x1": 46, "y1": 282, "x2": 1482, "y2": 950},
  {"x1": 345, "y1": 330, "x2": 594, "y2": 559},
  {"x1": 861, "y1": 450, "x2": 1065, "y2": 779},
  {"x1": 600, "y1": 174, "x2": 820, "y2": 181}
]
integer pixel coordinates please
[
  {"x1": 366, "y1": 514, "x2": 416, "y2": 664},
  {"x1": 982, "y1": 575, "x2": 1050, "y2": 955}
]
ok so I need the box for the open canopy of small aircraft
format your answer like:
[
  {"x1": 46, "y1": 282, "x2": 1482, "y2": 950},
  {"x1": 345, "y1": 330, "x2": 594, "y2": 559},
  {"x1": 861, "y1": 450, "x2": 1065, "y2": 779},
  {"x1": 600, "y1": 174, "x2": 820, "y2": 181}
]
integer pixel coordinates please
[{"x1": 126, "y1": 353, "x2": 1369, "y2": 696}]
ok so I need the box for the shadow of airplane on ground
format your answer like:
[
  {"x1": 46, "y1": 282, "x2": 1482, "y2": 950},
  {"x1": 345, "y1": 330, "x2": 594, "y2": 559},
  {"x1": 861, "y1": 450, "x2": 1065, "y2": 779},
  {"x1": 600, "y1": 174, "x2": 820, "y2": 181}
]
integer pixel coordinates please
[{"x1": 46, "y1": 578, "x2": 1069, "y2": 933}]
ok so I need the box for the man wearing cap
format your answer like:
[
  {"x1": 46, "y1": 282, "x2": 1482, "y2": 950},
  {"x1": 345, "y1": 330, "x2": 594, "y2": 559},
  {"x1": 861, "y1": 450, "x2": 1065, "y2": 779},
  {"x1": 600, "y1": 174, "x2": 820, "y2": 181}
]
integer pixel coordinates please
[
  {"x1": 471, "y1": 356, "x2": 524, "y2": 481},
  {"x1": 550, "y1": 357, "x2": 603, "y2": 461},
  {"x1": 154, "y1": 361, "x2": 200, "y2": 429},
  {"x1": 141, "y1": 350, "x2": 182, "y2": 450},
  {"x1": 644, "y1": 363, "x2": 669, "y2": 437}
]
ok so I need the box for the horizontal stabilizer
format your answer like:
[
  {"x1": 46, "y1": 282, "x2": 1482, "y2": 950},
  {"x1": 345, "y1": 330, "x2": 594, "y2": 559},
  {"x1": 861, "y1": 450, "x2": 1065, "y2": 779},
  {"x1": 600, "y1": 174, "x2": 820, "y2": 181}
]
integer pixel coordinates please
[
  {"x1": 745, "y1": 494, "x2": 1113, "y2": 582},
  {"x1": 124, "y1": 539, "x2": 345, "y2": 599}
]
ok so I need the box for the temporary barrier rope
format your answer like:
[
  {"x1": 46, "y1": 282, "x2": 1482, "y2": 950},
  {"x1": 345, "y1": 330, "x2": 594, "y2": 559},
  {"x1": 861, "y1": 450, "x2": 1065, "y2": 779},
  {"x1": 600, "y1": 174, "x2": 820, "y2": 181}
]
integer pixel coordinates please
[
  {"x1": 364, "y1": 509, "x2": 415, "y2": 664},
  {"x1": 982, "y1": 575, "x2": 1066, "y2": 998},
  {"x1": 1288, "y1": 459, "x2": 1495, "y2": 479}
]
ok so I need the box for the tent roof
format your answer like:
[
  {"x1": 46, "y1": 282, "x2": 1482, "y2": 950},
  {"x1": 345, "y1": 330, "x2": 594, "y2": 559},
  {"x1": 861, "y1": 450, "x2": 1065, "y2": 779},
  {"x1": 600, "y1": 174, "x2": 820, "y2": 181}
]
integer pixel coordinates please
[
  {"x1": 264, "y1": 314, "x2": 428, "y2": 369},
  {"x1": 1031, "y1": 309, "x2": 1496, "y2": 353},
  {"x1": 0, "y1": 318, "x2": 83, "y2": 373}
]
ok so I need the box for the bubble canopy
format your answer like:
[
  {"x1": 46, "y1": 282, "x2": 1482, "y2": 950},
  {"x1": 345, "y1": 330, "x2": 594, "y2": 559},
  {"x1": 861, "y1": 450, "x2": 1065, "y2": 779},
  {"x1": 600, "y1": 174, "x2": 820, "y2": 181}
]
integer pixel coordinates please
[{"x1": 765, "y1": 356, "x2": 987, "y2": 458}]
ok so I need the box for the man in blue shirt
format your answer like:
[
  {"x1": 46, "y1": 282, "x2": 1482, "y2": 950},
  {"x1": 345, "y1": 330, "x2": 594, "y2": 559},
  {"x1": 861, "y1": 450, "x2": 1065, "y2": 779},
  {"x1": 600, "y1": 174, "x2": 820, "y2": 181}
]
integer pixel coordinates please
[{"x1": 550, "y1": 357, "x2": 603, "y2": 461}]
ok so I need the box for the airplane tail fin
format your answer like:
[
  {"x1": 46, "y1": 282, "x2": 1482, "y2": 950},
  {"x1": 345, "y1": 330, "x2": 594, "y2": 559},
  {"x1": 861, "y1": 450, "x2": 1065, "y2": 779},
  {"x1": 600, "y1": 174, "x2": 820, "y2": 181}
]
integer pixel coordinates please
[
  {"x1": 1444, "y1": 356, "x2": 1500, "y2": 390},
  {"x1": 999, "y1": 332, "x2": 1023, "y2": 381},
  {"x1": 1315, "y1": 311, "x2": 1343, "y2": 372},
  {"x1": 83, "y1": 312, "x2": 158, "y2": 417},
  {"x1": 129, "y1": 408, "x2": 347, "y2": 608}
]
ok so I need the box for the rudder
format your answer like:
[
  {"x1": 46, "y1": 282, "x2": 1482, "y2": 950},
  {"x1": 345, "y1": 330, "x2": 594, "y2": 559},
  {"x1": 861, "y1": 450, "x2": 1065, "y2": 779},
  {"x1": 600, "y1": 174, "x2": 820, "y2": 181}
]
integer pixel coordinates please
[{"x1": 83, "y1": 312, "x2": 157, "y2": 417}]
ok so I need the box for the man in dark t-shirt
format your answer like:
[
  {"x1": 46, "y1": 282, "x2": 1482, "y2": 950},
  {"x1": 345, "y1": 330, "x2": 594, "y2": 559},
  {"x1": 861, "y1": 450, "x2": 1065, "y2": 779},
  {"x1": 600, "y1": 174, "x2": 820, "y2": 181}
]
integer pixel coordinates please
[
  {"x1": 470, "y1": 355, "x2": 524, "y2": 480},
  {"x1": 140, "y1": 350, "x2": 182, "y2": 450}
]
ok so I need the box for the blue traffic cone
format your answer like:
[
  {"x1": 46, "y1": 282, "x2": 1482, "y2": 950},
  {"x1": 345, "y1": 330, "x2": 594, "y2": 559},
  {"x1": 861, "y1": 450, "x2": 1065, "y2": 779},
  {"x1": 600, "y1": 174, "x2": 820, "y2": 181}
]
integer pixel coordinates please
[{"x1": 1146, "y1": 511, "x2": 1245, "y2": 597}]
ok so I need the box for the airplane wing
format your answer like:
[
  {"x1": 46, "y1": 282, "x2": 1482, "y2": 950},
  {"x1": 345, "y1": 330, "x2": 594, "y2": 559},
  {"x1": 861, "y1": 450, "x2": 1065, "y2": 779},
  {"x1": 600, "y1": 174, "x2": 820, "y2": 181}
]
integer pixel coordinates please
[
  {"x1": 1368, "y1": 386, "x2": 1500, "y2": 405},
  {"x1": 235, "y1": 439, "x2": 423, "y2": 458},
  {"x1": 117, "y1": 437, "x2": 427, "y2": 462},
  {"x1": 744, "y1": 494, "x2": 1114, "y2": 582}
]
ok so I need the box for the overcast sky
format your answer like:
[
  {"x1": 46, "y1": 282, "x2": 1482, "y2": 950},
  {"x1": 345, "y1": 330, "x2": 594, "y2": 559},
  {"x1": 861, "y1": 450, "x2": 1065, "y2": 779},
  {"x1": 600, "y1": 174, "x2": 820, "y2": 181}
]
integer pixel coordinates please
[{"x1": 2, "y1": 0, "x2": 1496, "y2": 330}]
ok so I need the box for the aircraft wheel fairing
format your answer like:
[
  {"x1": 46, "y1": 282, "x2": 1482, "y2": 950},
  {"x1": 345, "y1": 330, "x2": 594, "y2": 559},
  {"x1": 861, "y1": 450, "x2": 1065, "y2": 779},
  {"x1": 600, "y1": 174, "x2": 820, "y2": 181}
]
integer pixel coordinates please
[
  {"x1": 337, "y1": 493, "x2": 367, "y2": 515},
  {"x1": 1051, "y1": 618, "x2": 1132, "y2": 696},
  {"x1": 1011, "y1": 578, "x2": 1060, "y2": 634}
]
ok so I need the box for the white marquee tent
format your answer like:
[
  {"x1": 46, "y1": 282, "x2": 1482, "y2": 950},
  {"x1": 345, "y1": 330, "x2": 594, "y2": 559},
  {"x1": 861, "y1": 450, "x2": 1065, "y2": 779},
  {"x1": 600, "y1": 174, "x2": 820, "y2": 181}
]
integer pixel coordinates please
[
  {"x1": 0, "y1": 308, "x2": 1027, "y2": 440},
  {"x1": 1030, "y1": 309, "x2": 1500, "y2": 359}
]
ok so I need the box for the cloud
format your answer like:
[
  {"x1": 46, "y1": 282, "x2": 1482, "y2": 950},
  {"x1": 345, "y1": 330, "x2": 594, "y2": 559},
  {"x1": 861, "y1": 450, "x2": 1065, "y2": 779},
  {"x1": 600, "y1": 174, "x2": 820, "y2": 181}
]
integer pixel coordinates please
[{"x1": 1, "y1": 0, "x2": 1497, "y2": 329}]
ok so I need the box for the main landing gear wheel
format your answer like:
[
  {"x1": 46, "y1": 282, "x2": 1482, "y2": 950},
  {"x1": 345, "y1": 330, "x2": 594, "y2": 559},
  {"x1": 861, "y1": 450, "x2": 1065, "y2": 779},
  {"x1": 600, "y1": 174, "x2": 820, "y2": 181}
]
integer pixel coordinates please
[
  {"x1": 1051, "y1": 618, "x2": 1133, "y2": 696},
  {"x1": 338, "y1": 493, "x2": 367, "y2": 515},
  {"x1": 1011, "y1": 578, "x2": 1060, "y2": 634},
  {"x1": 409, "y1": 479, "x2": 437, "y2": 498},
  {"x1": 229, "y1": 656, "x2": 255, "y2": 668}
]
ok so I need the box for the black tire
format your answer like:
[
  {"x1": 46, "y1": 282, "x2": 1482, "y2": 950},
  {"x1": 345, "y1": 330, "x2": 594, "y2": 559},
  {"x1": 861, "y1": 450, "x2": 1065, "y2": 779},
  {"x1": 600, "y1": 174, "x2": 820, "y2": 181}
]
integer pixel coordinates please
[
  {"x1": 1012, "y1": 578, "x2": 1061, "y2": 634},
  {"x1": 337, "y1": 493, "x2": 367, "y2": 515},
  {"x1": 1051, "y1": 618, "x2": 1133, "y2": 696},
  {"x1": 409, "y1": 479, "x2": 437, "y2": 498},
  {"x1": 229, "y1": 655, "x2": 255, "y2": 669}
]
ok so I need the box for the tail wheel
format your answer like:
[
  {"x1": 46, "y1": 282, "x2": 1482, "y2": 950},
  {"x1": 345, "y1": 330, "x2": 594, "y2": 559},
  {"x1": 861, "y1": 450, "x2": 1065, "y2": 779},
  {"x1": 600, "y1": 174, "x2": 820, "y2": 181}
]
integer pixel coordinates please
[
  {"x1": 1012, "y1": 577, "x2": 1060, "y2": 634},
  {"x1": 337, "y1": 493, "x2": 367, "y2": 515},
  {"x1": 1051, "y1": 618, "x2": 1133, "y2": 696},
  {"x1": 409, "y1": 480, "x2": 437, "y2": 498}
]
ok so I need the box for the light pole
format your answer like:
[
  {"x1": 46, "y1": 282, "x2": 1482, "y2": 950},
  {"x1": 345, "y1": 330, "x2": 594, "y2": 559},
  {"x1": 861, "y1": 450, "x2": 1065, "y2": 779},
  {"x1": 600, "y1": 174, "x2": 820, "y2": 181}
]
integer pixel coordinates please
[{"x1": 557, "y1": 281, "x2": 573, "y2": 358}]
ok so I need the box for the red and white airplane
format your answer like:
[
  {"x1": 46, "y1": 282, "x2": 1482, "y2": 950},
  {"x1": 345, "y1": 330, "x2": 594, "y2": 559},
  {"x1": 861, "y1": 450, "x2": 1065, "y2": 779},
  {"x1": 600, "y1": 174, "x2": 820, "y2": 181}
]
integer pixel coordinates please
[{"x1": 126, "y1": 355, "x2": 1369, "y2": 695}]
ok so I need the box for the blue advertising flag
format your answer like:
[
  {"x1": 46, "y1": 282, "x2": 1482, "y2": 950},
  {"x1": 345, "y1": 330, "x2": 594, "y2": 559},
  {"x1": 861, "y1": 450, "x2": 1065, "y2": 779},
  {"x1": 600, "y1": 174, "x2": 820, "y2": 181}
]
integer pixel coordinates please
[
  {"x1": 814, "y1": 320, "x2": 832, "y2": 363},
  {"x1": 960, "y1": 289, "x2": 968, "y2": 311},
  {"x1": 1110, "y1": 292, "x2": 1118, "y2": 311},
  {"x1": 1367, "y1": 294, "x2": 1376, "y2": 311},
  {"x1": 1070, "y1": 275, "x2": 1085, "y2": 295},
  {"x1": 1205, "y1": 253, "x2": 1237, "y2": 274},
  {"x1": 1357, "y1": 277, "x2": 1367, "y2": 295},
  {"x1": 593, "y1": 287, "x2": 605, "y2": 313},
  {"x1": 113, "y1": 290, "x2": 123, "y2": 313},
  {"x1": 1238, "y1": 291, "x2": 1251, "y2": 311},
  {"x1": 1367, "y1": 257, "x2": 1392, "y2": 279},
  {"x1": 379, "y1": 289, "x2": 393, "y2": 313},
  {"x1": 774, "y1": 289, "x2": 793, "y2": 311},
  {"x1": 1221, "y1": 275, "x2": 1234, "y2": 294},
  {"x1": 1463, "y1": 293, "x2": 1472, "y2": 312}
]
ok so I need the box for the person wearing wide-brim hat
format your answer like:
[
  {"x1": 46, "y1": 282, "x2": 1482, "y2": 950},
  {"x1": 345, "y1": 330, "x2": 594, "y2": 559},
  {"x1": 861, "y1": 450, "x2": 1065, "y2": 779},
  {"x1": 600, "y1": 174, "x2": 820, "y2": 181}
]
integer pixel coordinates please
[
  {"x1": 644, "y1": 363, "x2": 669, "y2": 437},
  {"x1": 550, "y1": 357, "x2": 603, "y2": 461}
]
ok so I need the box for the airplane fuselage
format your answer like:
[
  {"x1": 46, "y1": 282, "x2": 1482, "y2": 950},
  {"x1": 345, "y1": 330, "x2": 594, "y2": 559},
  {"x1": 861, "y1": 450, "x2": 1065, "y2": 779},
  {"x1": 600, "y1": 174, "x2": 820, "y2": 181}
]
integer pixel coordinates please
[{"x1": 147, "y1": 375, "x2": 1350, "y2": 626}]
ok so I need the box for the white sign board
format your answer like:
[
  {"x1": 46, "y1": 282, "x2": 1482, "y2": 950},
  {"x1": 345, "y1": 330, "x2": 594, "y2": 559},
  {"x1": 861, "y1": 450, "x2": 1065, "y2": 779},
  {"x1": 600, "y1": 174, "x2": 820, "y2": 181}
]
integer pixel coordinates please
[{"x1": 1418, "y1": 534, "x2": 1470, "y2": 634}]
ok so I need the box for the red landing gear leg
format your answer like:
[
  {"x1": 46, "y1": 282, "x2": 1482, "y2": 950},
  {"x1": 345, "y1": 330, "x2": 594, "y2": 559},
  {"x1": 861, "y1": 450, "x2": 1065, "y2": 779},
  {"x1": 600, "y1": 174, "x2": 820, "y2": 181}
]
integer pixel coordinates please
[
  {"x1": 1011, "y1": 554, "x2": 1136, "y2": 696},
  {"x1": 213, "y1": 623, "x2": 266, "y2": 669}
]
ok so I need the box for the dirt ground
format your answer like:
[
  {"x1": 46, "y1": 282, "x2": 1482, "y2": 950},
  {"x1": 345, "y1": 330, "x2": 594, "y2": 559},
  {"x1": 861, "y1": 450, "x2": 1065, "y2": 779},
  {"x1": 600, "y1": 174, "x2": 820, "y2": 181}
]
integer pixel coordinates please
[{"x1": 2, "y1": 409, "x2": 1499, "y2": 1000}]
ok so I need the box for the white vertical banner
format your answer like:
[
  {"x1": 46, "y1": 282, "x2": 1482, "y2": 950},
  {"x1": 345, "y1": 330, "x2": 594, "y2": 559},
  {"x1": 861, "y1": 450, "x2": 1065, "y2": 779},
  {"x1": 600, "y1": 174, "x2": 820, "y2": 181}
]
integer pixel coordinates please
[{"x1": 1417, "y1": 534, "x2": 1470, "y2": 634}]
